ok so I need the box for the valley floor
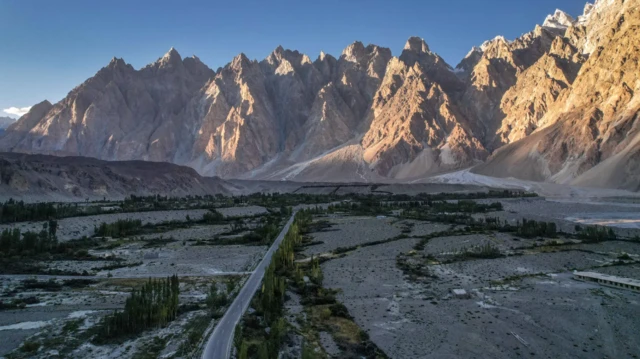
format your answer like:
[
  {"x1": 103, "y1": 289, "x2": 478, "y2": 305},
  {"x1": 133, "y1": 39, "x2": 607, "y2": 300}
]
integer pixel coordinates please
[{"x1": 1, "y1": 187, "x2": 639, "y2": 358}]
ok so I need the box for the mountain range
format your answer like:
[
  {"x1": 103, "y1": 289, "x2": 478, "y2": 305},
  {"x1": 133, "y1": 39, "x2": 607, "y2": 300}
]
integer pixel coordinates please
[
  {"x1": 1, "y1": 0, "x2": 638, "y2": 191},
  {"x1": 0, "y1": 116, "x2": 15, "y2": 135}
]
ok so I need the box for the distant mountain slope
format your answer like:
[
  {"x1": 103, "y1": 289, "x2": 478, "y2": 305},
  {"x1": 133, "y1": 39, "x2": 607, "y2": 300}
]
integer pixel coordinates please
[
  {"x1": 0, "y1": 152, "x2": 233, "y2": 201},
  {"x1": 1, "y1": 0, "x2": 637, "y2": 191},
  {"x1": 0, "y1": 116, "x2": 16, "y2": 136},
  {"x1": 0, "y1": 116, "x2": 15, "y2": 129}
]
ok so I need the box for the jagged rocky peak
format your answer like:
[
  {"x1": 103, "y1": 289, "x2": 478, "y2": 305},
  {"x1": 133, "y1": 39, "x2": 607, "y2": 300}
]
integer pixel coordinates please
[
  {"x1": 549, "y1": 36, "x2": 581, "y2": 60},
  {"x1": 265, "y1": 45, "x2": 286, "y2": 63},
  {"x1": 266, "y1": 45, "x2": 313, "y2": 66},
  {"x1": 108, "y1": 57, "x2": 127, "y2": 68},
  {"x1": 183, "y1": 55, "x2": 214, "y2": 79},
  {"x1": 543, "y1": 9, "x2": 576, "y2": 30},
  {"x1": 578, "y1": 2, "x2": 595, "y2": 23},
  {"x1": 455, "y1": 46, "x2": 483, "y2": 73},
  {"x1": 478, "y1": 36, "x2": 513, "y2": 57},
  {"x1": 397, "y1": 36, "x2": 464, "y2": 93},
  {"x1": 264, "y1": 45, "x2": 288, "y2": 68},
  {"x1": 301, "y1": 53, "x2": 312, "y2": 65},
  {"x1": 97, "y1": 57, "x2": 134, "y2": 82},
  {"x1": 5, "y1": 100, "x2": 53, "y2": 133},
  {"x1": 314, "y1": 50, "x2": 337, "y2": 79},
  {"x1": 467, "y1": 46, "x2": 483, "y2": 56},
  {"x1": 337, "y1": 41, "x2": 392, "y2": 86},
  {"x1": 158, "y1": 47, "x2": 183, "y2": 67},
  {"x1": 480, "y1": 36, "x2": 509, "y2": 51},
  {"x1": 367, "y1": 44, "x2": 392, "y2": 60},
  {"x1": 183, "y1": 54, "x2": 204, "y2": 65},
  {"x1": 399, "y1": 36, "x2": 439, "y2": 63},
  {"x1": 137, "y1": 47, "x2": 186, "y2": 76},
  {"x1": 578, "y1": 0, "x2": 618, "y2": 25},
  {"x1": 230, "y1": 52, "x2": 253, "y2": 70},
  {"x1": 511, "y1": 25, "x2": 558, "y2": 56},
  {"x1": 315, "y1": 50, "x2": 336, "y2": 66},
  {"x1": 104, "y1": 57, "x2": 136, "y2": 77},
  {"x1": 339, "y1": 41, "x2": 392, "y2": 66},
  {"x1": 165, "y1": 46, "x2": 180, "y2": 58},
  {"x1": 404, "y1": 36, "x2": 430, "y2": 53},
  {"x1": 341, "y1": 41, "x2": 368, "y2": 63}
]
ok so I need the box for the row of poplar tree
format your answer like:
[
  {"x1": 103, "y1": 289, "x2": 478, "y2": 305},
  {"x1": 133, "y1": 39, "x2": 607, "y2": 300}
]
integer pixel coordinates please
[
  {"x1": 237, "y1": 210, "x2": 312, "y2": 359},
  {"x1": 99, "y1": 275, "x2": 180, "y2": 339},
  {"x1": 0, "y1": 220, "x2": 58, "y2": 257}
]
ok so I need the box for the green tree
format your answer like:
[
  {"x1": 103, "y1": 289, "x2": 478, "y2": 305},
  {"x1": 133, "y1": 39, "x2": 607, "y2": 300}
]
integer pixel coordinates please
[{"x1": 238, "y1": 341, "x2": 248, "y2": 359}]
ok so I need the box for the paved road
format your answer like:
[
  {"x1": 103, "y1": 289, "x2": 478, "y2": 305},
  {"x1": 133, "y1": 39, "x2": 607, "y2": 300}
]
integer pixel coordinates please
[{"x1": 202, "y1": 211, "x2": 298, "y2": 359}]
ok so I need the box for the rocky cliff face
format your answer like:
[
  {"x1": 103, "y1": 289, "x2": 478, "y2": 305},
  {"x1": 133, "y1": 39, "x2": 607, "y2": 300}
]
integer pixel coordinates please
[
  {"x1": 361, "y1": 38, "x2": 486, "y2": 179},
  {"x1": 474, "y1": 0, "x2": 640, "y2": 191},
  {"x1": 1, "y1": 50, "x2": 213, "y2": 163},
  {"x1": 1, "y1": 0, "x2": 638, "y2": 189}
]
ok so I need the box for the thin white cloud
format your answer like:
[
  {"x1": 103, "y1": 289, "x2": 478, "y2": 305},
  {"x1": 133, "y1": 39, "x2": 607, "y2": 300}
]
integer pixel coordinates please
[{"x1": 3, "y1": 106, "x2": 32, "y2": 117}]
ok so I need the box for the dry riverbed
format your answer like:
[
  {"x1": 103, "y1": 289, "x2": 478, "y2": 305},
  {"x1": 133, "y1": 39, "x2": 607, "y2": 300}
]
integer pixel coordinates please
[
  {"x1": 0, "y1": 275, "x2": 247, "y2": 358},
  {"x1": 312, "y1": 215, "x2": 640, "y2": 359}
]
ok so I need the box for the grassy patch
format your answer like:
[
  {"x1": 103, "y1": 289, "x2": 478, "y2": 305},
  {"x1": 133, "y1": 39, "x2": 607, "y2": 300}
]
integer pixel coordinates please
[
  {"x1": 62, "y1": 318, "x2": 84, "y2": 334},
  {"x1": 100, "y1": 277, "x2": 150, "y2": 289},
  {"x1": 174, "y1": 313, "x2": 211, "y2": 357}
]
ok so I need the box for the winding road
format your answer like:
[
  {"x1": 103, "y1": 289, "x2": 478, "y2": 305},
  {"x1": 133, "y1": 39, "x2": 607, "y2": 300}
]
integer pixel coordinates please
[{"x1": 202, "y1": 210, "x2": 297, "y2": 359}]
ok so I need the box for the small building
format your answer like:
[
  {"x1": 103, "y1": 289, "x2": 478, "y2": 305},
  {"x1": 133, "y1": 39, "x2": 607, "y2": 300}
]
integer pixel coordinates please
[
  {"x1": 573, "y1": 271, "x2": 640, "y2": 292},
  {"x1": 451, "y1": 289, "x2": 471, "y2": 299}
]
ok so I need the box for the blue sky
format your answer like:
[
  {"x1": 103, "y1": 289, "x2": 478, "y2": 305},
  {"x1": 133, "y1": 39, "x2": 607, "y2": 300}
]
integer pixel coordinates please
[{"x1": 0, "y1": 0, "x2": 587, "y2": 118}]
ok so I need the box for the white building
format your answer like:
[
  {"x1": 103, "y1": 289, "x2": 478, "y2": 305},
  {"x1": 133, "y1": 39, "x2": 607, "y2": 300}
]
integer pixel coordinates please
[
  {"x1": 573, "y1": 271, "x2": 640, "y2": 292},
  {"x1": 451, "y1": 289, "x2": 471, "y2": 299}
]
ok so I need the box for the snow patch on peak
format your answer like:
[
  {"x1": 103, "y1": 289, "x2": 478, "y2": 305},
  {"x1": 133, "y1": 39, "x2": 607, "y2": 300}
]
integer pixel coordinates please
[
  {"x1": 577, "y1": 3, "x2": 595, "y2": 24},
  {"x1": 578, "y1": 0, "x2": 615, "y2": 25},
  {"x1": 465, "y1": 46, "x2": 483, "y2": 58},
  {"x1": 584, "y1": 2, "x2": 595, "y2": 15},
  {"x1": 480, "y1": 36, "x2": 509, "y2": 51},
  {"x1": 543, "y1": 9, "x2": 576, "y2": 30}
]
